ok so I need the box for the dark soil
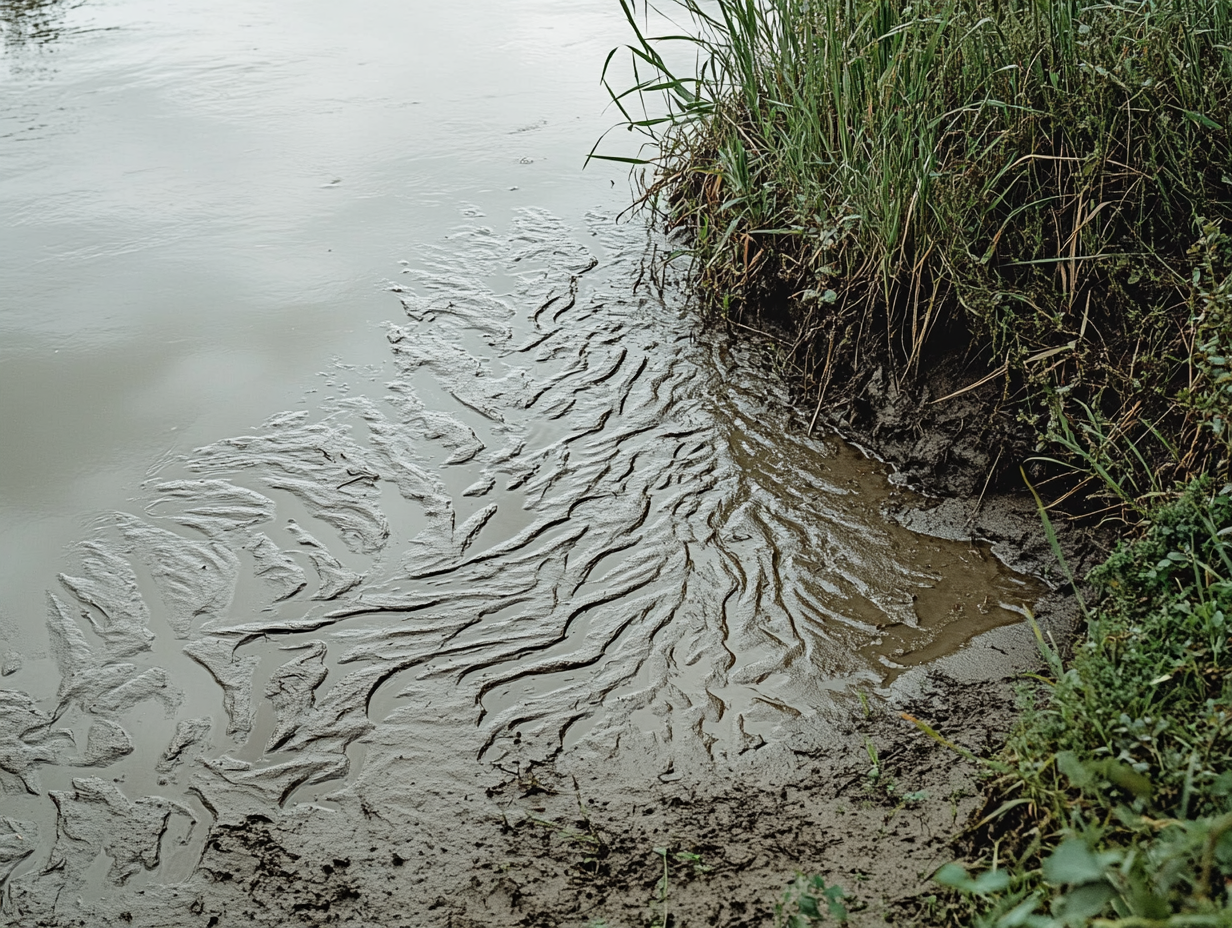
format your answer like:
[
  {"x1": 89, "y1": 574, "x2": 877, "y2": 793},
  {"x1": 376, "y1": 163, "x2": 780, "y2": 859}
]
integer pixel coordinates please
[
  {"x1": 725, "y1": 299, "x2": 1029, "y2": 501},
  {"x1": 481, "y1": 675, "x2": 1022, "y2": 928}
]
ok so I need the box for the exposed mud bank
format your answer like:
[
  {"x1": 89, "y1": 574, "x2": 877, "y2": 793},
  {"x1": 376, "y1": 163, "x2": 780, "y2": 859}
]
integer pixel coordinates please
[
  {"x1": 13, "y1": 676, "x2": 1026, "y2": 928},
  {"x1": 1, "y1": 211, "x2": 1072, "y2": 928}
]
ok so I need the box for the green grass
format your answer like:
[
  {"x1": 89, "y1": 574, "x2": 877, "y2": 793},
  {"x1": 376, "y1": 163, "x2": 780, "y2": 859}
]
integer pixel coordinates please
[
  {"x1": 600, "y1": 0, "x2": 1232, "y2": 502},
  {"x1": 934, "y1": 481, "x2": 1232, "y2": 926}
]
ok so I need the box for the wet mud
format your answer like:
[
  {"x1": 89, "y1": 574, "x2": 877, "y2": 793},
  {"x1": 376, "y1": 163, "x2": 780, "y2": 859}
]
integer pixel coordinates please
[{"x1": 0, "y1": 210, "x2": 1061, "y2": 926}]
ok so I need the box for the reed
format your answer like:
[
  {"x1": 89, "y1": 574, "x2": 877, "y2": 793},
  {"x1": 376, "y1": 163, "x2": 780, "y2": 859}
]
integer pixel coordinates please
[{"x1": 600, "y1": 0, "x2": 1232, "y2": 503}]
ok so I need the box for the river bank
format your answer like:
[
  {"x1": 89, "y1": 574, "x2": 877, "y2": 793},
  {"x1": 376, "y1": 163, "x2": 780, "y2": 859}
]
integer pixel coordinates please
[
  {"x1": 0, "y1": 209, "x2": 1062, "y2": 928},
  {"x1": 2, "y1": 0, "x2": 1226, "y2": 923},
  {"x1": 602, "y1": 0, "x2": 1232, "y2": 923}
]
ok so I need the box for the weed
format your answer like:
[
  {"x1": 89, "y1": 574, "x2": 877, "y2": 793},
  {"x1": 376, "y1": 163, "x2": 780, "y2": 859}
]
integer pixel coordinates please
[
  {"x1": 776, "y1": 874, "x2": 850, "y2": 926},
  {"x1": 864, "y1": 737, "x2": 881, "y2": 782},
  {"x1": 890, "y1": 789, "x2": 930, "y2": 821},
  {"x1": 650, "y1": 846, "x2": 713, "y2": 927},
  {"x1": 526, "y1": 813, "x2": 608, "y2": 878}
]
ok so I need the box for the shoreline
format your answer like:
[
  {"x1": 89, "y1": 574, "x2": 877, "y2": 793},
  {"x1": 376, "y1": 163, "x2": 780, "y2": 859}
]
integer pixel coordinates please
[
  {"x1": 0, "y1": 214, "x2": 1064, "y2": 928},
  {"x1": 596, "y1": 0, "x2": 1232, "y2": 921}
]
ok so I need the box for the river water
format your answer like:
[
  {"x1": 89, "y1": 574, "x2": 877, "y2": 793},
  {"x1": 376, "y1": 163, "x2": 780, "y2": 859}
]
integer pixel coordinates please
[{"x1": 0, "y1": 1, "x2": 1039, "y2": 923}]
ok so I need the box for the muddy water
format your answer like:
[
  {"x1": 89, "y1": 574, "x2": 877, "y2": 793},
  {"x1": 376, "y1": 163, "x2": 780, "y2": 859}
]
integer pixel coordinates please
[{"x1": 1, "y1": 1, "x2": 1038, "y2": 923}]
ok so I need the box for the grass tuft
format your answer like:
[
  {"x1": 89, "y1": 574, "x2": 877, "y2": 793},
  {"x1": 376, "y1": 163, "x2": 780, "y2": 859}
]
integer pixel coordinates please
[{"x1": 602, "y1": 0, "x2": 1232, "y2": 505}]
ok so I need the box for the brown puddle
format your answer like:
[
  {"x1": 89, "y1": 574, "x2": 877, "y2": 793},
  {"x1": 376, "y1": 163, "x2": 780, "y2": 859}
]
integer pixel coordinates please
[{"x1": 862, "y1": 536, "x2": 1038, "y2": 674}]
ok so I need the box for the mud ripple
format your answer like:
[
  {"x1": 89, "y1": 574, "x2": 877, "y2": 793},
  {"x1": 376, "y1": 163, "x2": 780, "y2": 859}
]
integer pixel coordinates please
[{"x1": 0, "y1": 209, "x2": 1038, "y2": 919}]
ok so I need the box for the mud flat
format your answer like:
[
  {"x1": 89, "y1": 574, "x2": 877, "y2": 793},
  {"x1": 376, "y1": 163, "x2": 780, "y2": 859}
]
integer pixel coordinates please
[{"x1": 0, "y1": 211, "x2": 1070, "y2": 927}]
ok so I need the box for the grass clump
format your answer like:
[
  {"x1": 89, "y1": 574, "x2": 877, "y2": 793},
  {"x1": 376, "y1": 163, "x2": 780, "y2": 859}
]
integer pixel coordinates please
[
  {"x1": 937, "y1": 481, "x2": 1232, "y2": 925},
  {"x1": 601, "y1": 0, "x2": 1232, "y2": 495}
]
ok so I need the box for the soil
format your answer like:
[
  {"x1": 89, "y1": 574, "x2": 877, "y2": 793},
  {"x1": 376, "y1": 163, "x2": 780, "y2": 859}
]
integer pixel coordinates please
[
  {"x1": 5, "y1": 664, "x2": 1060, "y2": 928},
  {"x1": 192, "y1": 673, "x2": 1028, "y2": 928}
]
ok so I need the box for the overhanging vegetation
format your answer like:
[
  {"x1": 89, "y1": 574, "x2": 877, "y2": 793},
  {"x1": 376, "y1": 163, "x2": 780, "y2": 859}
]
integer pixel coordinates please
[
  {"x1": 600, "y1": 0, "x2": 1232, "y2": 922},
  {"x1": 600, "y1": 0, "x2": 1232, "y2": 500}
]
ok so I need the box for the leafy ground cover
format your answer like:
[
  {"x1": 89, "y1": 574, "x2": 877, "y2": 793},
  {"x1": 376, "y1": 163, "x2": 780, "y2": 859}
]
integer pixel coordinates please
[
  {"x1": 932, "y1": 479, "x2": 1232, "y2": 926},
  {"x1": 599, "y1": 0, "x2": 1232, "y2": 923}
]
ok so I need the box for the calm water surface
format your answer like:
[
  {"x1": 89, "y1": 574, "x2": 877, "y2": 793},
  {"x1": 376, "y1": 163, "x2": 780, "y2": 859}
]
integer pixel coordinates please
[{"x1": 1, "y1": 0, "x2": 630, "y2": 615}]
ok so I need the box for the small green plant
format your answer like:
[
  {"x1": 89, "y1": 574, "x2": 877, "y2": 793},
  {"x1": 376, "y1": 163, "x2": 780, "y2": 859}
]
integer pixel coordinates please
[
  {"x1": 651, "y1": 846, "x2": 670, "y2": 928},
  {"x1": 886, "y1": 789, "x2": 931, "y2": 822},
  {"x1": 864, "y1": 737, "x2": 880, "y2": 781},
  {"x1": 776, "y1": 874, "x2": 850, "y2": 926},
  {"x1": 859, "y1": 736, "x2": 906, "y2": 802},
  {"x1": 650, "y1": 846, "x2": 713, "y2": 927},
  {"x1": 937, "y1": 829, "x2": 1232, "y2": 927},
  {"x1": 527, "y1": 812, "x2": 608, "y2": 879},
  {"x1": 926, "y1": 481, "x2": 1232, "y2": 925},
  {"x1": 673, "y1": 850, "x2": 712, "y2": 876}
]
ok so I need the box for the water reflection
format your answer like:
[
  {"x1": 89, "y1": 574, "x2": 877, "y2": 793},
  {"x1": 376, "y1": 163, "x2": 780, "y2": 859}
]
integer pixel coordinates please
[{"x1": 1, "y1": 0, "x2": 86, "y2": 51}]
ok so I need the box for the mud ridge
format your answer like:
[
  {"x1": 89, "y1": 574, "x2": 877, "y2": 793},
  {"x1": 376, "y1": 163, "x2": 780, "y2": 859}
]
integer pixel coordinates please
[{"x1": 0, "y1": 210, "x2": 1062, "y2": 927}]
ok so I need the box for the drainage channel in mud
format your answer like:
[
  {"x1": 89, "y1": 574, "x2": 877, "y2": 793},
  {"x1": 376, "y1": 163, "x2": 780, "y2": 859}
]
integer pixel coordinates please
[{"x1": 0, "y1": 210, "x2": 1040, "y2": 919}]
